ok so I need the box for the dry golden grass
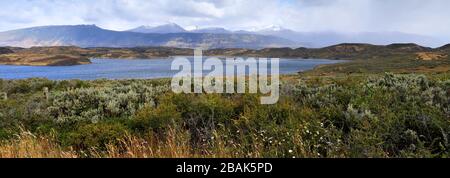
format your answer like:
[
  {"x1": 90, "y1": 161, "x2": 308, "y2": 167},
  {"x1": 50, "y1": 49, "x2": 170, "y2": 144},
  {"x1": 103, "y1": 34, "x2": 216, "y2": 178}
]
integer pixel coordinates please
[
  {"x1": 0, "y1": 129, "x2": 246, "y2": 158},
  {"x1": 0, "y1": 129, "x2": 196, "y2": 158},
  {"x1": 98, "y1": 129, "x2": 260, "y2": 158},
  {"x1": 0, "y1": 126, "x2": 326, "y2": 158},
  {"x1": 0, "y1": 130, "x2": 78, "y2": 158},
  {"x1": 99, "y1": 129, "x2": 195, "y2": 158}
]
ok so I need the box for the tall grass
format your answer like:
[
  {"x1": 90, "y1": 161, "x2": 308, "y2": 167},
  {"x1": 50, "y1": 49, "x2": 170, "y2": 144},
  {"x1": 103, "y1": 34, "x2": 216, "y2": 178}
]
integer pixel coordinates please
[
  {"x1": 0, "y1": 130, "x2": 77, "y2": 158},
  {"x1": 0, "y1": 129, "x2": 238, "y2": 158},
  {"x1": 0, "y1": 129, "x2": 271, "y2": 158},
  {"x1": 100, "y1": 128, "x2": 194, "y2": 158}
]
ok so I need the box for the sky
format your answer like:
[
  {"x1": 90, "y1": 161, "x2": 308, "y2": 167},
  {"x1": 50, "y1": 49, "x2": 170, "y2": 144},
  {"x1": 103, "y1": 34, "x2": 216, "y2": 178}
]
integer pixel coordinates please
[{"x1": 0, "y1": 0, "x2": 449, "y2": 39}]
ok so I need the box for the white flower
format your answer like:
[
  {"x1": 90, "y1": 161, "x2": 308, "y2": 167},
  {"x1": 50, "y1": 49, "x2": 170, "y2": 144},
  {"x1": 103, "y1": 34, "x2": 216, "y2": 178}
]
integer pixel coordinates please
[{"x1": 288, "y1": 150, "x2": 293, "y2": 153}]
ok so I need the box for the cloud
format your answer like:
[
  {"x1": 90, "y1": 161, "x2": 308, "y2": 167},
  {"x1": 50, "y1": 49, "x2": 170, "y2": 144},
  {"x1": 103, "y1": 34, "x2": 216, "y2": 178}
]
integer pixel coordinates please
[{"x1": 0, "y1": 0, "x2": 449, "y2": 39}]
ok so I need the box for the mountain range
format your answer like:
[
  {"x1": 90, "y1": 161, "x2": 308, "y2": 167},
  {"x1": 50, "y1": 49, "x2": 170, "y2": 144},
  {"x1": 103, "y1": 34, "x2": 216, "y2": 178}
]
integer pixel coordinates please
[
  {"x1": 126, "y1": 24, "x2": 444, "y2": 48},
  {"x1": 254, "y1": 28, "x2": 443, "y2": 48},
  {"x1": 127, "y1": 23, "x2": 187, "y2": 33},
  {"x1": 0, "y1": 25, "x2": 295, "y2": 49},
  {"x1": 0, "y1": 23, "x2": 445, "y2": 49}
]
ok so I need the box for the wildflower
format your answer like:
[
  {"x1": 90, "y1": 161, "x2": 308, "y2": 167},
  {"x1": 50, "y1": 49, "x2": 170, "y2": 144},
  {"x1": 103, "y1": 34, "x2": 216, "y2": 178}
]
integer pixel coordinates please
[{"x1": 288, "y1": 150, "x2": 293, "y2": 153}]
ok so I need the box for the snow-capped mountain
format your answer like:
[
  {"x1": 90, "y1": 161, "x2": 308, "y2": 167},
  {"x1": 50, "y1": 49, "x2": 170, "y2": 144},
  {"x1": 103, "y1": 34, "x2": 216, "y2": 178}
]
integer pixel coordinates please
[
  {"x1": 127, "y1": 23, "x2": 187, "y2": 34},
  {"x1": 0, "y1": 23, "x2": 444, "y2": 49},
  {"x1": 250, "y1": 25, "x2": 286, "y2": 32},
  {"x1": 239, "y1": 25, "x2": 444, "y2": 48},
  {"x1": 190, "y1": 27, "x2": 231, "y2": 34}
]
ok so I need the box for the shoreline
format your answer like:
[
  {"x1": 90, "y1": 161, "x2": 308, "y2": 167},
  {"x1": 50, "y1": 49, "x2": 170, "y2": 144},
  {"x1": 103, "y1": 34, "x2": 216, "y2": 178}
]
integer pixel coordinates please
[{"x1": 0, "y1": 58, "x2": 344, "y2": 81}]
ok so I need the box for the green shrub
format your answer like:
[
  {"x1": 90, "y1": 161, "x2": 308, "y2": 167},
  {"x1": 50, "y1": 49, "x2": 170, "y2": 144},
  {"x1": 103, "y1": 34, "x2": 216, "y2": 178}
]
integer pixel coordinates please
[
  {"x1": 48, "y1": 83, "x2": 170, "y2": 122},
  {"x1": 170, "y1": 93, "x2": 239, "y2": 145},
  {"x1": 131, "y1": 102, "x2": 181, "y2": 133},
  {"x1": 63, "y1": 122, "x2": 129, "y2": 151}
]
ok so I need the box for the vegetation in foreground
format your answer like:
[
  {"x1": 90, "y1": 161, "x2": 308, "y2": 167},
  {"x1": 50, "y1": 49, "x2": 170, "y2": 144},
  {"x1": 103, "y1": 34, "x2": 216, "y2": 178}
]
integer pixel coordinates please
[{"x1": 0, "y1": 71, "x2": 448, "y2": 158}]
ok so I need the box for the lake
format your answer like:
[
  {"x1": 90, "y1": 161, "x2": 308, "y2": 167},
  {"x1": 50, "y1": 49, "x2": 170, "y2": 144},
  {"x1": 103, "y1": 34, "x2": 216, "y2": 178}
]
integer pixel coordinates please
[{"x1": 0, "y1": 58, "x2": 343, "y2": 80}]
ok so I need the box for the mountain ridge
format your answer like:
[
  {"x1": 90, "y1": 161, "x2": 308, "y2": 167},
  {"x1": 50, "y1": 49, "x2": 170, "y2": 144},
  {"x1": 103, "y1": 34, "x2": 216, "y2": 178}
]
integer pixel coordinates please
[
  {"x1": 0, "y1": 25, "x2": 296, "y2": 49},
  {"x1": 122, "y1": 23, "x2": 445, "y2": 48},
  {"x1": 190, "y1": 27, "x2": 232, "y2": 34},
  {"x1": 127, "y1": 23, "x2": 187, "y2": 33},
  {"x1": 0, "y1": 24, "x2": 447, "y2": 49}
]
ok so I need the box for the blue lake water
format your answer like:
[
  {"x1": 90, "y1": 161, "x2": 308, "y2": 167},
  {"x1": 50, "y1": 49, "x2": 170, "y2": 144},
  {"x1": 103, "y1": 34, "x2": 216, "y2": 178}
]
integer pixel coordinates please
[{"x1": 0, "y1": 58, "x2": 343, "y2": 80}]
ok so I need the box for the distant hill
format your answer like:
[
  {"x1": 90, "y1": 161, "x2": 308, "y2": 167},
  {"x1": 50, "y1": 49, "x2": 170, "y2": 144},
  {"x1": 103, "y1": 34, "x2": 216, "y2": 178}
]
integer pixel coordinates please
[
  {"x1": 0, "y1": 25, "x2": 296, "y2": 49},
  {"x1": 0, "y1": 47, "x2": 14, "y2": 54},
  {"x1": 2, "y1": 43, "x2": 448, "y2": 66},
  {"x1": 204, "y1": 25, "x2": 444, "y2": 48},
  {"x1": 205, "y1": 43, "x2": 441, "y2": 60},
  {"x1": 438, "y1": 44, "x2": 450, "y2": 52},
  {"x1": 252, "y1": 27, "x2": 444, "y2": 48}
]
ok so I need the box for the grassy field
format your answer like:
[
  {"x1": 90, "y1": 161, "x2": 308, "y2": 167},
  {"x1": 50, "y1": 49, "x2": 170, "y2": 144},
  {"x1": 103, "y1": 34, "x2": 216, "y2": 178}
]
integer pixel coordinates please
[{"x1": 0, "y1": 58, "x2": 449, "y2": 158}]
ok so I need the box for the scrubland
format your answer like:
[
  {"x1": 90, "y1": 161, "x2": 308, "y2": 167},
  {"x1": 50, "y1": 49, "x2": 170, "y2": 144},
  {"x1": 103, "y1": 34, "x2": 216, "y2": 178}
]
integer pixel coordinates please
[{"x1": 0, "y1": 70, "x2": 448, "y2": 158}]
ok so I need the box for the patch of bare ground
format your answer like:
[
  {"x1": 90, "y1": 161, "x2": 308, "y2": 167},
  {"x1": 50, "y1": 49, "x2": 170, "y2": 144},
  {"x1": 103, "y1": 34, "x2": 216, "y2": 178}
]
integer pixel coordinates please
[
  {"x1": 397, "y1": 65, "x2": 450, "y2": 73},
  {"x1": 416, "y1": 52, "x2": 448, "y2": 61},
  {"x1": 0, "y1": 53, "x2": 91, "y2": 66}
]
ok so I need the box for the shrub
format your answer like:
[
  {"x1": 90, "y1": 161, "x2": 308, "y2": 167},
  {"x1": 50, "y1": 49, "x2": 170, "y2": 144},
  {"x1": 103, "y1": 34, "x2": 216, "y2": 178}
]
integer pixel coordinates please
[
  {"x1": 289, "y1": 73, "x2": 449, "y2": 157},
  {"x1": 131, "y1": 102, "x2": 181, "y2": 133},
  {"x1": 63, "y1": 122, "x2": 129, "y2": 151},
  {"x1": 170, "y1": 93, "x2": 239, "y2": 145},
  {"x1": 48, "y1": 83, "x2": 170, "y2": 123},
  {"x1": 0, "y1": 73, "x2": 448, "y2": 157}
]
